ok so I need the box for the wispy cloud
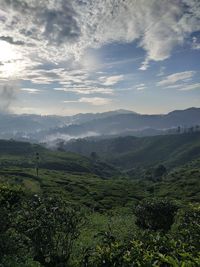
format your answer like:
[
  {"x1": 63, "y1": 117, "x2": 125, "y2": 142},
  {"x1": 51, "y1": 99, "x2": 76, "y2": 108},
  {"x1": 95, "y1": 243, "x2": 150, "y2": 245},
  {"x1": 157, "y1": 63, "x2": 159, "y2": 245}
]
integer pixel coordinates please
[
  {"x1": 99, "y1": 75, "x2": 124, "y2": 86},
  {"x1": 63, "y1": 97, "x2": 112, "y2": 106},
  {"x1": 55, "y1": 87, "x2": 114, "y2": 95},
  {"x1": 20, "y1": 88, "x2": 42, "y2": 94},
  {"x1": 157, "y1": 66, "x2": 166, "y2": 77},
  {"x1": 135, "y1": 83, "x2": 147, "y2": 91},
  {"x1": 192, "y1": 37, "x2": 200, "y2": 50},
  {"x1": 157, "y1": 71, "x2": 196, "y2": 87},
  {"x1": 178, "y1": 83, "x2": 200, "y2": 91}
]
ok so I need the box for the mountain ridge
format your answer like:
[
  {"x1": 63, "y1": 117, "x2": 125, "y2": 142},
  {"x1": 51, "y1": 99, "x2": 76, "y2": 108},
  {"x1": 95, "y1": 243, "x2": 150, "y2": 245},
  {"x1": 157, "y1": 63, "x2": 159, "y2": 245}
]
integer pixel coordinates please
[{"x1": 0, "y1": 107, "x2": 200, "y2": 142}]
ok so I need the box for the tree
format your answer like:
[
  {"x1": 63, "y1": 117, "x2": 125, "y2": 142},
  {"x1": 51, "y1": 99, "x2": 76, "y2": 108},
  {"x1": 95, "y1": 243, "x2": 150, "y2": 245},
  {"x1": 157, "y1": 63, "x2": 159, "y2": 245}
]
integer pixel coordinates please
[
  {"x1": 90, "y1": 151, "x2": 98, "y2": 161},
  {"x1": 35, "y1": 152, "x2": 40, "y2": 177},
  {"x1": 154, "y1": 164, "x2": 167, "y2": 179},
  {"x1": 195, "y1": 125, "x2": 200, "y2": 132},
  {"x1": 57, "y1": 141, "x2": 65, "y2": 152}
]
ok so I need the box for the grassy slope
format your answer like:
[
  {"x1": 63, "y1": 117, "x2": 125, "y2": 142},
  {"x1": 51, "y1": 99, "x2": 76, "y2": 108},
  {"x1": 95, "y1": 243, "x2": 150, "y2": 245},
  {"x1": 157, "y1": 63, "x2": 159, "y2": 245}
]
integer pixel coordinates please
[{"x1": 0, "y1": 139, "x2": 141, "y2": 210}]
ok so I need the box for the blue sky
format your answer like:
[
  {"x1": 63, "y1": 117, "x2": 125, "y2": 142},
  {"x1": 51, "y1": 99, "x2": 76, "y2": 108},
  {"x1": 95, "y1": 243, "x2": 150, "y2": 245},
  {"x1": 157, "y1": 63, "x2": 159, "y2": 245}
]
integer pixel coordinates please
[{"x1": 0, "y1": 0, "x2": 200, "y2": 115}]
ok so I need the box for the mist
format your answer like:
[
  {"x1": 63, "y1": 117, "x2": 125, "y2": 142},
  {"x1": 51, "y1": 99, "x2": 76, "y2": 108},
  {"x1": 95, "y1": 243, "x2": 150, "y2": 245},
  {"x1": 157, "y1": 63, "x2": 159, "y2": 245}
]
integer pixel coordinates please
[
  {"x1": 42, "y1": 131, "x2": 100, "y2": 149},
  {"x1": 0, "y1": 84, "x2": 17, "y2": 113}
]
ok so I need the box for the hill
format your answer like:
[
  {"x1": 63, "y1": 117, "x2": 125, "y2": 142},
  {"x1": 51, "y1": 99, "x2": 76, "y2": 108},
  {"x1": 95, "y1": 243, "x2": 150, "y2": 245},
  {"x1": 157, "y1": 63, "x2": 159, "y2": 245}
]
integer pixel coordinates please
[
  {"x1": 63, "y1": 132, "x2": 200, "y2": 169},
  {"x1": 0, "y1": 139, "x2": 119, "y2": 179},
  {"x1": 48, "y1": 107, "x2": 200, "y2": 134}
]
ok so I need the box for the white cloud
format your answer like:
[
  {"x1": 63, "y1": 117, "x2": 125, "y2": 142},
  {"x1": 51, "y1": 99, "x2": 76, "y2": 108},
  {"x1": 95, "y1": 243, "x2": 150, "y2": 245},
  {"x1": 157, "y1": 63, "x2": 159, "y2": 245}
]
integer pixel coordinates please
[
  {"x1": 178, "y1": 83, "x2": 200, "y2": 91},
  {"x1": 20, "y1": 88, "x2": 42, "y2": 94},
  {"x1": 64, "y1": 97, "x2": 112, "y2": 106},
  {"x1": 54, "y1": 87, "x2": 114, "y2": 95},
  {"x1": 164, "y1": 84, "x2": 184, "y2": 89},
  {"x1": 161, "y1": 82, "x2": 200, "y2": 91},
  {"x1": 78, "y1": 0, "x2": 200, "y2": 69},
  {"x1": 135, "y1": 83, "x2": 146, "y2": 91},
  {"x1": 99, "y1": 75, "x2": 124, "y2": 86},
  {"x1": 157, "y1": 71, "x2": 196, "y2": 86},
  {"x1": 139, "y1": 58, "x2": 150, "y2": 71}
]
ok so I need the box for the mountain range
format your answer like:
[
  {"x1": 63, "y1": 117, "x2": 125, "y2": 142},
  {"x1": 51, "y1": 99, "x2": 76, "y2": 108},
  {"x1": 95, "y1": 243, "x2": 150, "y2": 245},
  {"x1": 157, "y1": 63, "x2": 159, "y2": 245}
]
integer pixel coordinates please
[{"x1": 0, "y1": 107, "x2": 200, "y2": 143}]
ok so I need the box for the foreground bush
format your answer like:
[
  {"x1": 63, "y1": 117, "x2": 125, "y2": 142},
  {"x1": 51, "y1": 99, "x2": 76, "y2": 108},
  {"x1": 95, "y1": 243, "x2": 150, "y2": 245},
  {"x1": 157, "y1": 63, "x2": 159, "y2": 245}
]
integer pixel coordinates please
[
  {"x1": 80, "y1": 203, "x2": 200, "y2": 267},
  {"x1": 173, "y1": 205, "x2": 200, "y2": 251},
  {"x1": 81, "y1": 230, "x2": 200, "y2": 267},
  {"x1": 134, "y1": 199, "x2": 178, "y2": 231},
  {"x1": 0, "y1": 185, "x2": 83, "y2": 267},
  {"x1": 18, "y1": 195, "x2": 83, "y2": 266}
]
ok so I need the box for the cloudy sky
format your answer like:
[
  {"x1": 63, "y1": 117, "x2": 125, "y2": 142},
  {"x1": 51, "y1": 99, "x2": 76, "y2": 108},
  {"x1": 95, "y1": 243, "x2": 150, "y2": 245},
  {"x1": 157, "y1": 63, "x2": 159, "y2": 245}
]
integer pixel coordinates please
[{"x1": 0, "y1": 0, "x2": 200, "y2": 115}]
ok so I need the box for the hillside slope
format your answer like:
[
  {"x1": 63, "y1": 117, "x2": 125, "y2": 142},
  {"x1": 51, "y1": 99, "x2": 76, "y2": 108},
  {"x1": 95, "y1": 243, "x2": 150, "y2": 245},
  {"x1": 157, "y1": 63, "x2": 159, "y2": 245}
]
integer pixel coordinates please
[
  {"x1": 64, "y1": 132, "x2": 200, "y2": 169},
  {"x1": 0, "y1": 139, "x2": 119, "y2": 178}
]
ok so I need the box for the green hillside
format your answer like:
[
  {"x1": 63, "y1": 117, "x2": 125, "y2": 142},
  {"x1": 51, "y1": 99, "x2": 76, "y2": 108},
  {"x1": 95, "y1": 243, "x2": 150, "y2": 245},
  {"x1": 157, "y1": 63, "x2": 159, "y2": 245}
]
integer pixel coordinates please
[
  {"x1": 0, "y1": 140, "x2": 145, "y2": 210},
  {"x1": 0, "y1": 139, "x2": 119, "y2": 179},
  {"x1": 64, "y1": 132, "x2": 200, "y2": 169}
]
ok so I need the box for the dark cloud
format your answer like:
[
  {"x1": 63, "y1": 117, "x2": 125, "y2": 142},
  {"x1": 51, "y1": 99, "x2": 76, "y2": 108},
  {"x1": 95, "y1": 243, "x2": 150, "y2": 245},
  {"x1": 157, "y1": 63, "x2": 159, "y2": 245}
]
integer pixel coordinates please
[
  {"x1": 40, "y1": 3, "x2": 80, "y2": 44},
  {"x1": 0, "y1": 36, "x2": 25, "y2": 45},
  {"x1": 1, "y1": 0, "x2": 80, "y2": 46}
]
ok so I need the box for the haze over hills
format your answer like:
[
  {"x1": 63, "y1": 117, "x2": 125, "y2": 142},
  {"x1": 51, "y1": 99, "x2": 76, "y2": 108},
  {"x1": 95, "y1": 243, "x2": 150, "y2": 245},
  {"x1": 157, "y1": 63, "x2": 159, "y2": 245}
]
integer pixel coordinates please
[
  {"x1": 0, "y1": 107, "x2": 200, "y2": 143},
  {"x1": 0, "y1": 109, "x2": 135, "y2": 139}
]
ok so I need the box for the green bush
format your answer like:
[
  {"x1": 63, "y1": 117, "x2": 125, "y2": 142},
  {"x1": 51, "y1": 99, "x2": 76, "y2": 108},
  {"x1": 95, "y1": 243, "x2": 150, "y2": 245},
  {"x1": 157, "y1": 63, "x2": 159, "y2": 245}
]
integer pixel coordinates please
[
  {"x1": 0, "y1": 184, "x2": 84, "y2": 267},
  {"x1": 173, "y1": 205, "x2": 200, "y2": 249},
  {"x1": 17, "y1": 195, "x2": 83, "y2": 266},
  {"x1": 81, "y1": 229, "x2": 200, "y2": 267},
  {"x1": 134, "y1": 199, "x2": 178, "y2": 231}
]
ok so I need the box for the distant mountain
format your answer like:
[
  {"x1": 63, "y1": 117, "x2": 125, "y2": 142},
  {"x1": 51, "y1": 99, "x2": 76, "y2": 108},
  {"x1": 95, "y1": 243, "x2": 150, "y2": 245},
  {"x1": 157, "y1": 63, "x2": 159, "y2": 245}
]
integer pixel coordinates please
[
  {"x1": 0, "y1": 109, "x2": 135, "y2": 139},
  {"x1": 0, "y1": 108, "x2": 200, "y2": 142},
  {"x1": 44, "y1": 107, "x2": 200, "y2": 141},
  {"x1": 71, "y1": 109, "x2": 135, "y2": 124},
  {"x1": 0, "y1": 113, "x2": 70, "y2": 136}
]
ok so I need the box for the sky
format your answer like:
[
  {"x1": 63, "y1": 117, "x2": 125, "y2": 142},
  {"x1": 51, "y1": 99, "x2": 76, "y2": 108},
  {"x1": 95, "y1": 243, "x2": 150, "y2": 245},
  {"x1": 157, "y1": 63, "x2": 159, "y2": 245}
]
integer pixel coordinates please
[{"x1": 0, "y1": 0, "x2": 200, "y2": 115}]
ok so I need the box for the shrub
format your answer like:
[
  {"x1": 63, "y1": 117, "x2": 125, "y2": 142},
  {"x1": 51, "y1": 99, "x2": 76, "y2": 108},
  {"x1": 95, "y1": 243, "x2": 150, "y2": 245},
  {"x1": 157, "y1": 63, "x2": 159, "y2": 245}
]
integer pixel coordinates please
[
  {"x1": 174, "y1": 206, "x2": 200, "y2": 249},
  {"x1": 134, "y1": 199, "x2": 178, "y2": 231},
  {"x1": 81, "y1": 230, "x2": 200, "y2": 267},
  {"x1": 18, "y1": 195, "x2": 83, "y2": 267}
]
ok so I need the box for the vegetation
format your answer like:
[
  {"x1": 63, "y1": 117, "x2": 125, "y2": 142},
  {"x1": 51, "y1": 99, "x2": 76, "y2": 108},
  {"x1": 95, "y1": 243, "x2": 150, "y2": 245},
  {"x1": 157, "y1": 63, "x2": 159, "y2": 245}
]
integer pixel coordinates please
[
  {"x1": 63, "y1": 132, "x2": 200, "y2": 169},
  {"x1": 0, "y1": 137, "x2": 199, "y2": 266}
]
